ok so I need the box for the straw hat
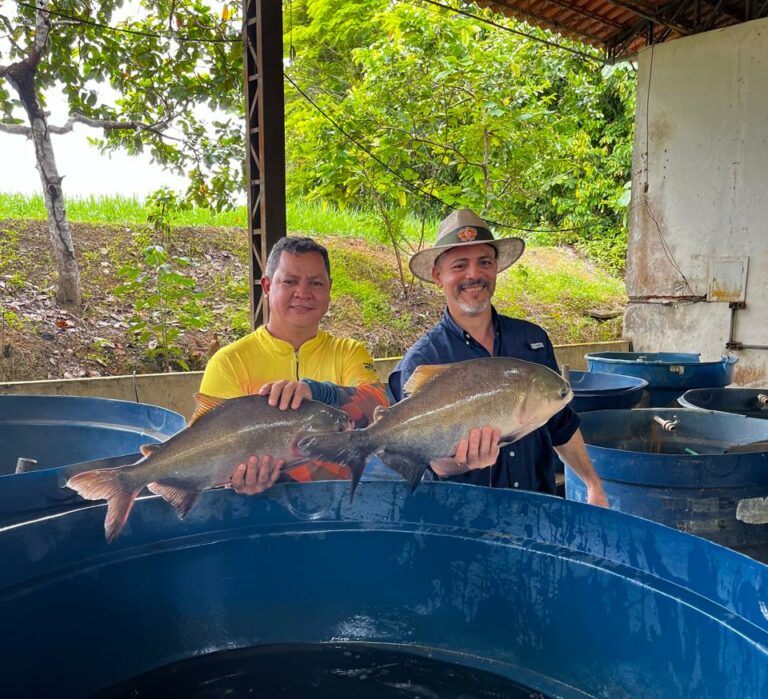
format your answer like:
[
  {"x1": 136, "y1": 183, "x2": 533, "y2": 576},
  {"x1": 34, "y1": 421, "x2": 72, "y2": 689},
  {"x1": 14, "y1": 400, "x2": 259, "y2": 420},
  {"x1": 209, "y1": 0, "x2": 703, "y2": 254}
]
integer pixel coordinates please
[{"x1": 409, "y1": 209, "x2": 525, "y2": 283}]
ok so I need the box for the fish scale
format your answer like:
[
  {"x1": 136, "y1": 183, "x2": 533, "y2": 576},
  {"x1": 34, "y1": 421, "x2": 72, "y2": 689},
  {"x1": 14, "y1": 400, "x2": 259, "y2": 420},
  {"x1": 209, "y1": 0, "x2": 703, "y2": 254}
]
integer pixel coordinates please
[
  {"x1": 298, "y1": 357, "x2": 573, "y2": 494},
  {"x1": 67, "y1": 395, "x2": 350, "y2": 542}
]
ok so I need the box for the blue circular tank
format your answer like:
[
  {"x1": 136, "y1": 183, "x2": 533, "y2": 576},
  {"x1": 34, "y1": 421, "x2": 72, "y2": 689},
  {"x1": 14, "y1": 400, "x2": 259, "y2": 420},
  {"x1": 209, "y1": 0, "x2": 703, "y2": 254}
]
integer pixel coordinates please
[
  {"x1": 0, "y1": 394, "x2": 185, "y2": 475},
  {"x1": 566, "y1": 408, "x2": 768, "y2": 561},
  {"x1": 0, "y1": 481, "x2": 766, "y2": 697},
  {"x1": 0, "y1": 395, "x2": 185, "y2": 527},
  {"x1": 585, "y1": 352, "x2": 737, "y2": 407},
  {"x1": 679, "y1": 387, "x2": 768, "y2": 419},
  {"x1": 568, "y1": 370, "x2": 647, "y2": 412}
]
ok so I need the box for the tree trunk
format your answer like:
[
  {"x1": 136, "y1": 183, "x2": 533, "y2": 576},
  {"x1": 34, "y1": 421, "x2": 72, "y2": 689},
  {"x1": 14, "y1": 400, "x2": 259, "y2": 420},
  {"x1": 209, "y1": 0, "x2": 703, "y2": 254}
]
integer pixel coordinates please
[{"x1": 4, "y1": 6, "x2": 81, "y2": 307}]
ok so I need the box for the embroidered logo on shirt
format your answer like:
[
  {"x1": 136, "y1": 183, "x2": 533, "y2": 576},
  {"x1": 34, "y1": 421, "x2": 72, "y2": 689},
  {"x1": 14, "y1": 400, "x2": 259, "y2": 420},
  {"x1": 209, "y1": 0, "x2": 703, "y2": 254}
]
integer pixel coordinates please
[
  {"x1": 528, "y1": 342, "x2": 545, "y2": 350},
  {"x1": 457, "y1": 226, "x2": 478, "y2": 241}
]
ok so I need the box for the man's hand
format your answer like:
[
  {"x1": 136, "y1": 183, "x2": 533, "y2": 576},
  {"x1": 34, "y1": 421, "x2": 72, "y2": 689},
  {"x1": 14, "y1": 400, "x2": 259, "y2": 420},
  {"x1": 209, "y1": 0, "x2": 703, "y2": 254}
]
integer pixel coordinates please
[
  {"x1": 229, "y1": 455, "x2": 284, "y2": 495},
  {"x1": 587, "y1": 483, "x2": 609, "y2": 508},
  {"x1": 430, "y1": 427, "x2": 501, "y2": 477},
  {"x1": 258, "y1": 380, "x2": 312, "y2": 410}
]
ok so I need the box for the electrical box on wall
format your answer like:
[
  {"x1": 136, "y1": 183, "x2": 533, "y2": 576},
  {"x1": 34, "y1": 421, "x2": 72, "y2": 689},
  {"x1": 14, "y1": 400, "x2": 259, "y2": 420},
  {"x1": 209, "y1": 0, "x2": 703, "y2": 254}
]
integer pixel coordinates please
[{"x1": 707, "y1": 257, "x2": 749, "y2": 302}]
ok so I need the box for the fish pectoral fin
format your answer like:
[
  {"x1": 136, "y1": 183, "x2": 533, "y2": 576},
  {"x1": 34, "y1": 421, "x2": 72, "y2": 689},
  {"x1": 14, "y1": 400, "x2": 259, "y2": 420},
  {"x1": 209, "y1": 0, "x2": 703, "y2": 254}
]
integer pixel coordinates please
[
  {"x1": 189, "y1": 392, "x2": 226, "y2": 425},
  {"x1": 402, "y1": 363, "x2": 453, "y2": 396},
  {"x1": 147, "y1": 482, "x2": 201, "y2": 519},
  {"x1": 376, "y1": 449, "x2": 427, "y2": 491},
  {"x1": 139, "y1": 443, "x2": 161, "y2": 457}
]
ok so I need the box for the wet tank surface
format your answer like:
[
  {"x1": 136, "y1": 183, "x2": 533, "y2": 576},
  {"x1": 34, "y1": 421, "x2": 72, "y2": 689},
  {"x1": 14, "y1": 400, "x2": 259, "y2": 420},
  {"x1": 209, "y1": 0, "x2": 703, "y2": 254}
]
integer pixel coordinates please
[
  {"x1": 2, "y1": 481, "x2": 767, "y2": 698},
  {"x1": 91, "y1": 643, "x2": 548, "y2": 699},
  {"x1": 567, "y1": 408, "x2": 768, "y2": 560}
]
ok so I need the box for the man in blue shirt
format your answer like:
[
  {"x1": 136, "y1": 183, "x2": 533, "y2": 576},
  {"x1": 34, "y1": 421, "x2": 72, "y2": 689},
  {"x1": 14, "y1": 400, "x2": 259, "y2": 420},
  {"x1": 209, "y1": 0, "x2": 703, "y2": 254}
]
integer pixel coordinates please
[{"x1": 390, "y1": 209, "x2": 608, "y2": 506}]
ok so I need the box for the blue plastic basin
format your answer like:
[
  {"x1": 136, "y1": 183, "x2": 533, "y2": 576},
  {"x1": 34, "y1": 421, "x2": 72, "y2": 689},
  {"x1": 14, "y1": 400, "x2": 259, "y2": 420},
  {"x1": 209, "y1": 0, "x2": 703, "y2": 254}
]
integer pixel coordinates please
[
  {"x1": 1, "y1": 481, "x2": 766, "y2": 697},
  {"x1": 0, "y1": 395, "x2": 185, "y2": 527},
  {"x1": 679, "y1": 387, "x2": 768, "y2": 419},
  {"x1": 585, "y1": 352, "x2": 737, "y2": 407},
  {"x1": 568, "y1": 370, "x2": 648, "y2": 412},
  {"x1": 566, "y1": 407, "x2": 768, "y2": 561}
]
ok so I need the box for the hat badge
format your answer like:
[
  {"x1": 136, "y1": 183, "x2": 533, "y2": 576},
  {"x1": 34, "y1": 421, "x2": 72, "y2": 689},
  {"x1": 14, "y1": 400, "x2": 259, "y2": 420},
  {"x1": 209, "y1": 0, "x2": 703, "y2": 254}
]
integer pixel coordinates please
[{"x1": 457, "y1": 226, "x2": 478, "y2": 242}]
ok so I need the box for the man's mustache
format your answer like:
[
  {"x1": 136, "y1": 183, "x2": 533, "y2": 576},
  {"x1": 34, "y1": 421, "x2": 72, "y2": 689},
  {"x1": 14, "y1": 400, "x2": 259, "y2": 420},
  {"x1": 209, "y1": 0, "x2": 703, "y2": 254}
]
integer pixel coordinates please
[{"x1": 459, "y1": 279, "x2": 490, "y2": 291}]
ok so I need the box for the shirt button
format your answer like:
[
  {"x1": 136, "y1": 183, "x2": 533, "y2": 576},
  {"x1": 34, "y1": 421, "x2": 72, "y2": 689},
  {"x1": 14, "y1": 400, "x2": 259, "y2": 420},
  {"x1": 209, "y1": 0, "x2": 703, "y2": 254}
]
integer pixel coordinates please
[
  {"x1": 465, "y1": 341, "x2": 470, "y2": 345},
  {"x1": 509, "y1": 451, "x2": 515, "y2": 457},
  {"x1": 513, "y1": 482, "x2": 519, "y2": 488}
]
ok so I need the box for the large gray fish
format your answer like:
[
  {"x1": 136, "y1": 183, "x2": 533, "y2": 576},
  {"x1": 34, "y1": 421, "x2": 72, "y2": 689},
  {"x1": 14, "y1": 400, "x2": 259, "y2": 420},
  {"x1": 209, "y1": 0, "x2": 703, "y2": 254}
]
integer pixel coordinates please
[
  {"x1": 67, "y1": 394, "x2": 350, "y2": 542},
  {"x1": 298, "y1": 357, "x2": 573, "y2": 492}
]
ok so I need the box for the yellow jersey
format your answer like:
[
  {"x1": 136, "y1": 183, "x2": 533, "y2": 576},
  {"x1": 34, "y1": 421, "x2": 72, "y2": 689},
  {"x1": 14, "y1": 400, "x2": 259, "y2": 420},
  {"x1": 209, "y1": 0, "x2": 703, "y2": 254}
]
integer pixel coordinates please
[{"x1": 199, "y1": 326, "x2": 380, "y2": 399}]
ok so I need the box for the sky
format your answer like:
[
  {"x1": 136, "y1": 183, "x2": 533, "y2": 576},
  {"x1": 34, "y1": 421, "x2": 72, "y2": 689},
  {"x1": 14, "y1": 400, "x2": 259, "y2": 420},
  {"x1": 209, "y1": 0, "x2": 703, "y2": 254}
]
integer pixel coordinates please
[{"x1": 1, "y1": 119, "x2": 189, "y2": 199}]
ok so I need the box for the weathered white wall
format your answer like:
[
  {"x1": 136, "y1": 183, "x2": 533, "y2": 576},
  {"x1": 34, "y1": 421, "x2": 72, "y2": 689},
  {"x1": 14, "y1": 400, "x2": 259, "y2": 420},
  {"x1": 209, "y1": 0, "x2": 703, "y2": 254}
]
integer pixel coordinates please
[{"x1": 626, "y1": 18, "x2": 768, "y2": 386}]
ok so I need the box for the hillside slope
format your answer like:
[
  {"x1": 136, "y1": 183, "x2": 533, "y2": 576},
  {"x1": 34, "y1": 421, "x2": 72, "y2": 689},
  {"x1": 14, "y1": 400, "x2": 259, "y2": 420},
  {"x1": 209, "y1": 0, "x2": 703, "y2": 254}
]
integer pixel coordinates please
[{"x1": 0, "y1": 220, "x2": 626, "y2": 382}]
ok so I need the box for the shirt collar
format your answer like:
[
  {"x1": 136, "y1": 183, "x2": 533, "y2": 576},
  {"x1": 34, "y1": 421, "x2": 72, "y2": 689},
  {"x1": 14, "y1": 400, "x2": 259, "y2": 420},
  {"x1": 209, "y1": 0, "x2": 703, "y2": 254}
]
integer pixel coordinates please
[
  {"x1": 255, "y1": 325, "x2": 327, "y2": 355},
  {"x1": 440, "y1": 307, "x2": 501, "y2": 344}
]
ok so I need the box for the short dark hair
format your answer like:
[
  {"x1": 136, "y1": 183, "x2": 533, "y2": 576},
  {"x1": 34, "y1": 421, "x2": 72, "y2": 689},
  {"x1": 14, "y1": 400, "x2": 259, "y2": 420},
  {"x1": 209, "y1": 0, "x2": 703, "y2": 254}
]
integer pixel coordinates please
[{"x1": 264, "y1": 237, "x2": 331, "y2": 279}]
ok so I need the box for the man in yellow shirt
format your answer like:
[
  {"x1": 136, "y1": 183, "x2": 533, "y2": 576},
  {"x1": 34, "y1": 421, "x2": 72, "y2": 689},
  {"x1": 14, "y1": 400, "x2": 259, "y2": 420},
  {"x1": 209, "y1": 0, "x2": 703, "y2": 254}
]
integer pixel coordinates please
[
  {"x1": 201, "y1": 236, "x2": 388, "y2": 494},
  {"x1": 202, "y1": 235, "x2": 498, "y2": 495}
]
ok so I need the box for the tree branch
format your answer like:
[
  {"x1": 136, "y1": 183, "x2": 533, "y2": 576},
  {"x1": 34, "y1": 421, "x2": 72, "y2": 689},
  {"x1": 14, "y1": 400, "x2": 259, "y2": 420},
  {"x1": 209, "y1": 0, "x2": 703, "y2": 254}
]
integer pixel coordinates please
[{"x1": 0, "y1": 122, "x2": 32, "y2": 136}]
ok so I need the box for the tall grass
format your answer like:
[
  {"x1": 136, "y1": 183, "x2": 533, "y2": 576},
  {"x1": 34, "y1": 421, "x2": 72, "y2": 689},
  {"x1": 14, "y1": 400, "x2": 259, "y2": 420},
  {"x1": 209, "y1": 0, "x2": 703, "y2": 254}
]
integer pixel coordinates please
[{"x1": 0, "y1": 192, "x2": 437, "y2": 241}]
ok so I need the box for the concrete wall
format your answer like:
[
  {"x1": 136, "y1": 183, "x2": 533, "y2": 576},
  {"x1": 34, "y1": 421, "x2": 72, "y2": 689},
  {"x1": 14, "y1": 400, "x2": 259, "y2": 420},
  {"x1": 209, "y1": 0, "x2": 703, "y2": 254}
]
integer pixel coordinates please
[
  {"x1": 626, "y1": 18, "x2": 768, "y2": 386},
  {"x1": 0, "y1": 340, "x2": 629, "y2": 420}
]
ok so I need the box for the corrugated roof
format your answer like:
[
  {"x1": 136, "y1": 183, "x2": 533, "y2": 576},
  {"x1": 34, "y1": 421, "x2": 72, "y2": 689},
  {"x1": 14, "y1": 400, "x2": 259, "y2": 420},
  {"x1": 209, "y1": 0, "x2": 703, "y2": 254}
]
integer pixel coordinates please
[{"x1": 480, "y1": 1, "x2": 766, "y2": 60}]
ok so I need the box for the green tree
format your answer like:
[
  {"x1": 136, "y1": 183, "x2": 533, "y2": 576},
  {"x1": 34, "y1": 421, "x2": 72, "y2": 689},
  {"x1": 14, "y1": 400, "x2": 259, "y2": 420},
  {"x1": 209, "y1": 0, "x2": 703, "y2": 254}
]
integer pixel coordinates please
[
  {"x1": 284, "y1": 0, "x2": 635, "y2": 273},
  {"x1": 0, "y1": 0, "x2": 244, "y2": 306}
]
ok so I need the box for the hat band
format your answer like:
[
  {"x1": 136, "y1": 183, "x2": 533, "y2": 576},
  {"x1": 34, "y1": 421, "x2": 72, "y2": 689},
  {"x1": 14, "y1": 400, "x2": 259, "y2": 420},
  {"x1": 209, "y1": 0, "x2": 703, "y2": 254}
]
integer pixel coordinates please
[{"x1": 436, "y1": 225, "x2": 495, "y2": 247}]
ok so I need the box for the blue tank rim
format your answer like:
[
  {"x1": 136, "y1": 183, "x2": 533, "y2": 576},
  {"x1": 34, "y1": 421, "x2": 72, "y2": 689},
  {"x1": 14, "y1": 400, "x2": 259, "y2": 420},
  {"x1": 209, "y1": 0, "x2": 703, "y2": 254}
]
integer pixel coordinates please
[
  {"x1": 584, "y1": 351, "x2": 738, "y2": 368},
  {"x1": 2, "y1": 480, "x2": 767, "y2": 633},
  {"x1": 578, "y1": 408, "x2": 768, "y2": 486},
  {"x1": 567, "y1": 370, "x2": 648, "y2": 396},
  {"x1": 678, "y1": 387, "x2": 768, "y2": 412}
]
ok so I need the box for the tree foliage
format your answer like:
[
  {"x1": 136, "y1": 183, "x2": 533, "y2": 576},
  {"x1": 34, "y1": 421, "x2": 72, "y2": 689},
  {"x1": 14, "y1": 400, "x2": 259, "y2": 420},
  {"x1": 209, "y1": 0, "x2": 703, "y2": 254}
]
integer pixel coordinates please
[
  {"x1": 0, "y1": 0, "x2": 244, "y2": 304},
  {"x1": 284, "y1": 0, "x2": 635, "y2": 273}
]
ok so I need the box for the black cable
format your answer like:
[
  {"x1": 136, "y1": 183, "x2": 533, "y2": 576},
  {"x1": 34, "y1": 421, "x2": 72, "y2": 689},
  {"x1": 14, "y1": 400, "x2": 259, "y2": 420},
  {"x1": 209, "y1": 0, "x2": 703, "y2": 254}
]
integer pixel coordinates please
[
  {"x1": 12, "y1": 0, "x2": 241, "y2": 43},
  {"x1": 414, "y1": 0, "x2": 604, "y2": 64},
  {"x1": 285, "y1": 71, "x2": 598, "y2": 235}
]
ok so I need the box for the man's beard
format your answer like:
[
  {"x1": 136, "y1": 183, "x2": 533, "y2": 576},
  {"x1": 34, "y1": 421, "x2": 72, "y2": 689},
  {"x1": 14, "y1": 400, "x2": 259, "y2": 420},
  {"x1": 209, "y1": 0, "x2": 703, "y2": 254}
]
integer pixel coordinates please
[
  {"x1": 455, "y1": 296, "x2": 491, "y2": 316},
  {"x1": 454, "y1": 279, "x2": 491, "y2": 316}
]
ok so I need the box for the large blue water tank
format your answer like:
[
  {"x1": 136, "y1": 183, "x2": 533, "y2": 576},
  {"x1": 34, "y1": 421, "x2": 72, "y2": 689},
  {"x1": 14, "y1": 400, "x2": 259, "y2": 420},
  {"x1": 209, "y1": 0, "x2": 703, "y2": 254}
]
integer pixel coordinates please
[
  {"x1": 0, "y1": 481, "x2": 766, "y2": 697},
  {"x1": 566, "y1": 407, "x2": 768, "y2": 561},
  {"x1": 0, "y1": 395, "x2": 185, "y2": 526},
  {"x1": 679, "y1": 387, "x2": 768, "y2": 419},
  {"x1": 568, "y1": 370, "x2": 647, "y2": 412},
  {"x1": 585, "y1": 352, "x2": 737, "y2": 407}
]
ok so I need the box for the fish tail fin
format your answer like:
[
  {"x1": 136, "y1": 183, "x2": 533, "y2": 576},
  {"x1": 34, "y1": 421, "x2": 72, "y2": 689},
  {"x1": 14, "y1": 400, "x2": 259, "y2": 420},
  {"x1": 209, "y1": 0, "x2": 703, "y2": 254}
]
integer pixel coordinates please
[
  {"x1": 297, "y1": 432, "x2": 371, "y2": 498},
  {"x1": 375, "y1": 450, "x2": 427, "y2": 491},
  {"x1": 66, "y1": 469, "x2": 141, "y2": 543}
]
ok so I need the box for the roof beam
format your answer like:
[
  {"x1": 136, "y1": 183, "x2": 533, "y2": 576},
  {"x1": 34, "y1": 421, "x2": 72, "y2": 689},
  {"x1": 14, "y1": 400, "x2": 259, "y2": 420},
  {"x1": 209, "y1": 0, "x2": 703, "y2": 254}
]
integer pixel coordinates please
[
  {"x1": 487, "y1": 0, "x2": 608, "y2": 43},
  {"x1": 600, "y1": 0, "x2": 696, "y2": 34}
]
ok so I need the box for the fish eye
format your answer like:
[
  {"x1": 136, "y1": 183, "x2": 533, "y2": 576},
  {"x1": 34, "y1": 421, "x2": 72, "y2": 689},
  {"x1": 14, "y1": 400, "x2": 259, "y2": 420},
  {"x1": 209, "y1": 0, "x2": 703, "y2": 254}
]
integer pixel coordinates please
[{"x1": 560, "y1": 387, "x2": 569, "y2": 398}]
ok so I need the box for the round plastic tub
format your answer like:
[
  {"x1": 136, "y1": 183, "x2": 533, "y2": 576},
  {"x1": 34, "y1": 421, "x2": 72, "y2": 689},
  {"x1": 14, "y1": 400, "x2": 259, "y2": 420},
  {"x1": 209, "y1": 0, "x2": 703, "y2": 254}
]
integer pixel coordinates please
[
  {"x1": 585, "y1": 352, "x2": 737, "y2": 407},
  {"x1": 568, "y1": 370, "x2": 648, "y2": 412},
  {"x1": 1, "y1": 481, "x2": 766, "y2": 697},
  {"x1": 566, "y1": 407, "x2": 768, "y2": 561}
]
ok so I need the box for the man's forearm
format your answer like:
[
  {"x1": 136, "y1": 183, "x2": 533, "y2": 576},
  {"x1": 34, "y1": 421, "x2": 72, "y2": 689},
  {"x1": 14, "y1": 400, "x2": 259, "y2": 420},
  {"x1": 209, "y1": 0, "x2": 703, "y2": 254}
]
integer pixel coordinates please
[
  {"x1": 302, "y1": 380, "x2": 389, "y2": 427},
  {"x1": 554, "y1": 429, "x2": 608, "y2": 506}
]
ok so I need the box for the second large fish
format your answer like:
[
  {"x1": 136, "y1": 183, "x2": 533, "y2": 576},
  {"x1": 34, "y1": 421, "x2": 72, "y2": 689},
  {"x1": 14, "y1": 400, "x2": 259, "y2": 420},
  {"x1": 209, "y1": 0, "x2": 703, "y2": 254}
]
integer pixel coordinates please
[
  {"x1": 67, "y1": 394, "x2": 350, "y2": 542},
  {"x1": 298, "y1": 357, "x2": 573, "y2": 492}
]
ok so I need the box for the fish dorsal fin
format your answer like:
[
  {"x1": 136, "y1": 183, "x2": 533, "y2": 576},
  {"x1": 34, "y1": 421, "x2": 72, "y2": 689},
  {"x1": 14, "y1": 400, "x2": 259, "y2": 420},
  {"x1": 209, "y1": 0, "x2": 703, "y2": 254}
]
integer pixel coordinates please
[
  {"x1": 189, "y1": 392, "x2": 226, "y2": 425},
  {"x1": 140, "y1": 443, "x2": 161, "y2": 457},
  {"x1": 403, "y1": 364, "x2": 452, "y2": 396}
]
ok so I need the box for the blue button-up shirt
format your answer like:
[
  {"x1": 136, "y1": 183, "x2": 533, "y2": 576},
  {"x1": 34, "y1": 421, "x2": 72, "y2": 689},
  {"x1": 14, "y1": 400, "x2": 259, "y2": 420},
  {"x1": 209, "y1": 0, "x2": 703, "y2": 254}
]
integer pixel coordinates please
[{"x1": 389, "y1": 308, "x2": 579, "y2": 494}]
